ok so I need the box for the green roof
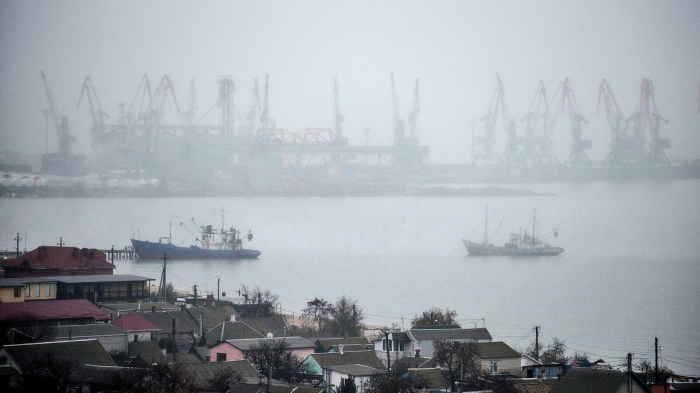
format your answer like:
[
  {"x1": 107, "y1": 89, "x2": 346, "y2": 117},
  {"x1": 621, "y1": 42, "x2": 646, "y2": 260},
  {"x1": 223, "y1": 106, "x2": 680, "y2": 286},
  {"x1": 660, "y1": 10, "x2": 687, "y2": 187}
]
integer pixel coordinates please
[
  {"x1": 203, "y1": 321, "x2": 264, "y2": 346},
  {"x1": 475, "y1": 341, "x2": 521, "y2": 359},
  {"x1": 407, "y1": 368, "x2": 450, "y2": 389},
  {"x1": 306, "y1": 351, "x2": 385, "y2": 375},
  {"x1": 315, "y1": 337, "x2": 369, "y2": 352},
  {"x1": 549, "y1": 368, "x2": 650, "y2": 393},
  {"x1": 177, "y1": 360, "x2": 260, "y2": 387},
  {"x1": 2, "y1": 339, "x2": 116, "y2": 372}
]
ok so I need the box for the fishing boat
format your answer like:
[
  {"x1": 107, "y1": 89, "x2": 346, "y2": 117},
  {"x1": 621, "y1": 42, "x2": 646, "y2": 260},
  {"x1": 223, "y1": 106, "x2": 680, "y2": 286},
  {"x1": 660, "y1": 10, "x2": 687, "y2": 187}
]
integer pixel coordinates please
[
  {"x1": 131, "y1": 208, "x2": 261, "y2": 259},
  {"x1": 463, "y1": 207, "x2": 564, "y2": 256}
]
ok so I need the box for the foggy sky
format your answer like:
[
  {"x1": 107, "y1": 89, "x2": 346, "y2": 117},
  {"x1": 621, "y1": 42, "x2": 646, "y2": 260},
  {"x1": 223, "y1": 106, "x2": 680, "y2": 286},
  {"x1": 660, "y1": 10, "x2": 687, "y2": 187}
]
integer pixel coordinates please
[{"x1": 1, "y1": 0, "x2": 699, "y2": 164}]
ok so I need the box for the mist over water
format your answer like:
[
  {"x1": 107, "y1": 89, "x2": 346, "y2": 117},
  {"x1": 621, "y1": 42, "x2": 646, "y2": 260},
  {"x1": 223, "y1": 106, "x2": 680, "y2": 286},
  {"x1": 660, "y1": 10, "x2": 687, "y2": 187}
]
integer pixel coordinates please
[{"x1": 2, "y1": 180, "x2": 699, "y2": 374}]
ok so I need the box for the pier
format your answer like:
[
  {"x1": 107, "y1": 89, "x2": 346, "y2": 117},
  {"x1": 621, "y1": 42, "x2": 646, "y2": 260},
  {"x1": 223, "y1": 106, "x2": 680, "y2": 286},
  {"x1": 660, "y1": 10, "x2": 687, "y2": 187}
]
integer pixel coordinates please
[{"x1": 100, "y1": 247, "x2": 137, "y2": 261}]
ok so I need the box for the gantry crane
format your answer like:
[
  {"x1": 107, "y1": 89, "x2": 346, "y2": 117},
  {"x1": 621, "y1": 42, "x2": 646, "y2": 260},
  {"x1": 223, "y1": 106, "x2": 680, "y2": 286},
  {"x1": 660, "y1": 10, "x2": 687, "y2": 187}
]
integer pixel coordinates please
[
  {"x1": 390, "y1": 73, "x2": 406, "y2": 145},
  {"x1": 520, "y1": 80, "x2": 557, "y2": 165},
  {"x1": 598, "y1": 78, "x2": 635, "y2": 165},
  {"x1": 334, "y1": 77, "x2": 345, "y2": 143},
  {"x1": 558, "y1": 78, "x2": 590, "y2": 166},
  {"x1": 41, "y1": 71, "x2": 74, "y2": 155},
  {"x1": 475, "y1": 73, "x2": 509, "y2": 165},
  {"x1": 634, "y1": 79, "x2": 670, "y2": 165},
  {"x1": 77, "y1": 75, "x2": 110, "y2": 146}
]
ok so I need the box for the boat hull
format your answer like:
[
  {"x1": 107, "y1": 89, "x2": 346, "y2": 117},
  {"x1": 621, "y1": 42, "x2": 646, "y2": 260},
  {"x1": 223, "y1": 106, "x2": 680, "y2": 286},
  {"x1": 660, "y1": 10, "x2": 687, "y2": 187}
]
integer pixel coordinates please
[
  {"x1": 131, "y1": 239, "x2": 261, "y2": 259},
  {"x1": 463, "y1": 240, "x2": 563, "y2": 256}
]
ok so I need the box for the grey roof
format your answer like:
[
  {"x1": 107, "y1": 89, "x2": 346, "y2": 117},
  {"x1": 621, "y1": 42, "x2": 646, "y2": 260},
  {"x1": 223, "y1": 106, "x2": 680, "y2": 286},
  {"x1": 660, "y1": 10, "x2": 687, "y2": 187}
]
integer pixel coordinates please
[
  {"x1": 0, "y1": 277, "x2": 58, "y2": 287},
  {"x1": 407, "y1": 368, "x2": 451, "y2": 389},
  {"x1": 330, "y1": 344, "x2": 374, "y2": 353},
  {"x1": 220, "y1": 337, "x2": 314, "y2": 351},
  {"x1": 167, "y1": 352, "x2": 202, "y2": 365},
  {"x1": 308, "y1": 351, "x2": 386, "y2": 371},
  {"x1": 137, "y1": 312, "x2": 177, "y2": 332},
  {"x1": 391, "y1": 332, "x2": 410, "y2": 342},
  {"x1": 67, "y1": 364, "x2": 151, "y2": 385},
  {"x1": 203, "y1": 321, "x2": 264, "y2": 346},
  {"x1": 1, "y1": 339, "x2": 116, "y2": 371},
  {"x1": 395, "y1": 356, "x2": 436, "y2": 369},
  {"x1": 53, "y1": 274, "x2": 153, "y2": 283},
  {"x1": 177, "y1": 360, "x2": 260, "y2": 386},
  {"x1": 407, "y1": 327, "x2": 492, "y2": 341},
  {"x1": 315, "y1": 337, "x2": 370, "y2": 352},
  {"x1": 238, "y1": 315, "x2": 290, "y2": 337},
  {"x1": 49, "y1": 323, "x2": 126, "y2": 339},
  {"x1": 187, "y1": 306, "x2": 239, "y2": 330},
  {"x1": 128, "y1": 341, "x2": 165, "y2": 364},
  {"x1": 166, "y1": 310, "x2": 200, "y2": 333},
  {"x1": 475, "y1": 341, "x2": 521, "y2": 359},
  {"x1": 549, "y1": 368, "x2": 650, "y2": 393},
  {"x1": 328, "y1": 364, "x2": 382, "y2": 376},
  {"x1": 191, "y1": 346, "x2": 210, "y2": 362}
]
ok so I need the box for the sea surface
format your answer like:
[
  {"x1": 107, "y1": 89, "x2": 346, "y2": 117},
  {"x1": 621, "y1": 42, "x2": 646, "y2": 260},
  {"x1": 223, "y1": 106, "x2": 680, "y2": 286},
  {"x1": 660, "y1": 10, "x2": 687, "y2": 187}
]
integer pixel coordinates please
[{"x1": 1, "y1": 180, "x2": 699, "y2": 375}]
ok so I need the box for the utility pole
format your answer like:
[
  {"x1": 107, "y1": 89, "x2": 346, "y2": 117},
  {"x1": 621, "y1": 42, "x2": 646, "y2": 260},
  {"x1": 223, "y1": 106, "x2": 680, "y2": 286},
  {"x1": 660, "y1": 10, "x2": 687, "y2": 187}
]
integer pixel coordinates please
[
  {"x1": 215, "y1": 276, "x2": 220, "y2": 301},
  {"x1": 655, "y1": 337, "x2": 659, "y2": 384},
  {"x1": 627, "y1": 353, "x2": 632, "y2": 393},
  {"x1": 14, "y1": 233, "x2": 22, "y2": 257},
  {"x1": 384, "y1": 330, "x2": 391, "y2": 373},
  {"x1": 193, "y1": 285, "x2": 198, "y2": 306},
  {"x1": 160, "y1": 252, "x2": 169, "y2": 302},
  {"x1": 353, "y1": 304, "x2": 356, "y2": 337},
  {"x1": 110, "y1": 245, "x2": 115, "y2": 264},
  {"x1": 57, "y1": 237, "x2": 64, "y2": 247},
  {"x1": 535, "y1": 326, "x2": 540, "y2": 361}
]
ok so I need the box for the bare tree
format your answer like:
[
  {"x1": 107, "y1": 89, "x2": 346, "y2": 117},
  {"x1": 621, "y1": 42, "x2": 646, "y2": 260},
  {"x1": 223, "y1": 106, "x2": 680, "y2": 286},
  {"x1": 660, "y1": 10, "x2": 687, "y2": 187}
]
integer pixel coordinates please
[
  {"x1": 327, "y1": 296, "x2": 364, "y2": 337},
  {"x1": 239, "y1": 284, "x2": 280, "y2": 317},
  {"x1": 15, "y1": 351, "x2": 73, "y2": 393},
  {"x1": 245, "y1": 338, "x2": 307, "y2": 382},
  {"x1": 541, "y1": 337, "x2": 567, "y2": 364},
  {"x1": 206, "y1": 365, "x2": 244, "y2": 393},
  {"x1": 410, "y1": 307, "x2": 458, "y2": 327},
  {"x1": 301, "y1": 297, "x2": 334, "y2": 332},
  {"x1": 363, "y1": 367, "x2": 429, "y2": 393},
  {"x1": 433, "y1": 339, "x2": 482, "y2": 391}
]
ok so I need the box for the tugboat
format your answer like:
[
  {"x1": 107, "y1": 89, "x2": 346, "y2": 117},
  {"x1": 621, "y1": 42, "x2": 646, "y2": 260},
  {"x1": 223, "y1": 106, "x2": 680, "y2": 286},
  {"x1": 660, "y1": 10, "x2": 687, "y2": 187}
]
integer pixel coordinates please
[
  {"x1": 463, "y1": 207, "x2": 564, "y2": 256},
  {"x1": 131, "y1": 208, "x2": 261, "y2": 259}
]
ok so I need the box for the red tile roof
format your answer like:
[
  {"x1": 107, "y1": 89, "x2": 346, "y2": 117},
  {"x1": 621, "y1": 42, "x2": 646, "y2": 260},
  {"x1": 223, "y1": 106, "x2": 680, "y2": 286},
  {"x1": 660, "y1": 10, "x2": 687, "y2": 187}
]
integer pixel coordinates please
[
  {"x1": 110, "y1": 314, "x2": 161, "y2": 332},
  {"x1": 5, "y1": 246, "x2": 115, "y2": 270},
  {"x1": 0, "y1": 299, "x2": 110, "y2": 322}
]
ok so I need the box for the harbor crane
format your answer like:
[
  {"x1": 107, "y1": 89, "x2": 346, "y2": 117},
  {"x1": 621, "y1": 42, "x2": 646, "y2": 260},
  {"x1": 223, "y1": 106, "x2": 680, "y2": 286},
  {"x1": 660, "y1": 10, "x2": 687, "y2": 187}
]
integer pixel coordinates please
[
  {"x1": 243, "y1": 78, "x2": 260, "y2": 137},
  {"x1": 41, "y1": 71, "x2": 74, "y2": 156},
  {"x1": 598, "y1": 79, "x2": 636, "y2": 165},
  {"x1": 475, "y1": 73, "x2": 509, "y2": 165},
  {"x1": 77, "y1": 75, "x2": 110, "y2": 146},
  {"x1": 390, "y1": 72, "x2": 406, "y2": 145},
  {"x1": 183, "y1": 78, "x2": 198, "y2": 126},
  {"x1": 150, "y1": 75, "x2": 182, "y2": 129},
  {"x1": 630, "y1": 79, "x2": 669, "y2": 165},
  {"x1": 520, "y1": 81, "x2": 557, "y2": 165},
  {"x1": 127, "y1": 74, "x2": 153, "y2": 136},
  {"x1": 260, "y1": 74, "x2": 270, "y2": 132},
  {"x1": 334, "y1": 77, "x2": 346, "y2": 143},
  {"x1": 559, "y1": 78, "x2": 590, "y2": 166}
]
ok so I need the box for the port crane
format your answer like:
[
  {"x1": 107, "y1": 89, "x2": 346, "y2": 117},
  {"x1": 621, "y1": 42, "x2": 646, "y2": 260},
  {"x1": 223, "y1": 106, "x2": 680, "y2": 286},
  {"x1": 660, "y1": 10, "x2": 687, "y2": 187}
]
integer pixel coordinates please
[
  {"x1": 127, "y1": 74, "x2": 154, "y2": 136},
  {"x1": 629, "y1": 79, "x2": 669, "y2": 165},
  {"x1": 520, "y1": 81, "x2": 557, "y2": 165},
  {"x1": 334, "y1": 77, "x2": 345, "y2": 143},
  {"x1": 183, "y1": 78, "x2": 198, "y2": 126},
  {"x1": 407, "y1": 78, "x2": 419, "y2": 143},
  {"x1": 475, "y1": 73, "x2": 509, "y2": 165},
  {"x1": 243, "y1": 78, "x2": 260, "y2": 137},
  {"x1": 41, "y1": 71, "x2": 74, "y2": 156},
  {"x1": 150, "y1": 75, "x2": 182, "y2": 131},
  {"x1": 598, "y1": 79, "x2": 635, "y2": 165},
  {"x1": 390, "y1": 72, "x2": 406, "y2": 145},
  {"x1": 558, "y1": 78, "x2": 590, "y2": 166},
  {"x1": 77, "y1": 75, "x2": 110, "y2": 146},
  {"x1": 260, "y1": 74, "x2": 270, "y2": 133}
]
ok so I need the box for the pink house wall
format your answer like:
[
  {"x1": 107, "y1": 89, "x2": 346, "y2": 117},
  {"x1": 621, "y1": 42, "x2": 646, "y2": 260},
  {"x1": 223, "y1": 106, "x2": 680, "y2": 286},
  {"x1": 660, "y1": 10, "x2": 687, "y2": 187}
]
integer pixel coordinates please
[
  {"x1": 210, "y1": 342, "x2": 245, "y2": 362},
  {"x1": 292, "y1": 348, "x2": 315, "y2": 360}
]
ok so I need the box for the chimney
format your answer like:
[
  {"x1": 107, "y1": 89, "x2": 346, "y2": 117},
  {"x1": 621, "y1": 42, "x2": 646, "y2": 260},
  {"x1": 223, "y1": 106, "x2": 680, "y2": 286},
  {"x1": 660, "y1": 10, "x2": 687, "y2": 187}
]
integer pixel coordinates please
[
  {"x1": 338, "y1": 344, "x2": 344, "y2": 354},
  {"x1": 72, "y1": 248, "x2": 79, "y2": 258},
  {"x1": 415, "y1": 349, "x2": 420, "y2": 358},
  {"x1": 38, "y1": 246, "x2": 48, "y2": 261},
  {"x1": 161, "y1": 348, "x2": 167, "y2": 356},
  {"x1": 152, "y1": 306, "x2": 156, "y2": 313},
  {"x1": 230, "y1": 314, "x2": 236, "y2": 322},
  {"x1": 180, "y1": 304, "x2": 187, "y2": 311},
  {"x1": 172, "y1": 318, "x2": 176, "y2": 338},
  {"x1": 198, "y1": 313, "x2": 203, "y2": 336}
]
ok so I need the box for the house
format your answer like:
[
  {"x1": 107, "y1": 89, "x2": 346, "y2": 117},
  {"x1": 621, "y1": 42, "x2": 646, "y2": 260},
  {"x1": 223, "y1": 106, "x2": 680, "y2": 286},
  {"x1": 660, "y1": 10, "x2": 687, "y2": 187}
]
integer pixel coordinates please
[
  {"x1": 475, "y1": 341, "x2": 523, "y2": 375},
  {"x1": 210, "y1": 337, "x2": 315, "y2": 363},
  {"x1": 522, "y1": 363, "x2": 565, "y2": 379},
  {"x1": 99, "y1": 302, "x2": 182, "y2": 318},
  {"x1": 110, "y1": 314, "x2": 161, "y2": 342},
  {"x1": 43, "y1": 323, "x2": 128, "y2": 352},
  {"x1": 301, "y1": 350, "x2": 386, "y2": 381},
  {"x1": 315, "y1": 337, "x2": 371, "y2": 353},
  {"x1": 177, "y1": 360, "x2": 261, "y2": 387},
  {"x1": 137, "y1": 309, "x2": 203, "y2": 348},
  {"x1": 548, "y1": 368, "x2": 651, "y2": 393},
  {"x1": 187, "y1": 305, "x2": 240, "y2": 333},
  {"x1": 127, "y1": 340, "x2": 166, "y2": 366},
  {"x1": 66, "y1": 364, "x2": 152, "y2": 393},
  {"x1": 201, "y1": 320, "x2": 265, "y2": 347},
  {"x1": 393, "y1": 355, "x2": 436, "y2": 370},
  {"x1": 237, "y1": 315, "x2": 291, "y2": 338},
  {"x1": 0, "y1": 298, "x2": 110, "y2": 325},
  {"x1": 0, "y1": 339, "x2": 116, "y2": 373},
  {"x1": 4, "y1": 246, "x2": 115, "y2": 278},
  {"x1": 0, "y1": 274, "x2": 153, "y2": 303},
  {"x1": 374, "y1": 327, "x2": 492, "y2": 362},
  {"x1": 326, "y1": 364, "x2": 382, "y2": 393}
]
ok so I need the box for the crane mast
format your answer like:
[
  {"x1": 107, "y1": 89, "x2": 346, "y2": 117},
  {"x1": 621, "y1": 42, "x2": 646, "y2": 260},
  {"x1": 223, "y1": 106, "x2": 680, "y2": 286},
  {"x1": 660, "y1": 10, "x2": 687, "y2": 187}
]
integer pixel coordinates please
[
  {"x1": 521, "y1": 80, "x2": 556, "y2": 164},
  {"x1": 475, "y1": 73, "x2": 509, "y2": 165},
  {"x1": 334, "y1": 77, "x2": 345, "y2": 142},
  {"x1": 407, "y1": 78, "x2": 419, "y2": 142},
  {"x1": 77, "y1": 75, "x2": 110, "y2": 146},
  {"x1": 127, "y1": 74, "x2": 153, "y2": 136},
  {"x1": 183, "y1": 78, "x2": 198, "y2": 126},
  {"x1": 560, "y1": 78, "x2": 590, "y2": 166},
  {"x1": 245, "y1": 78, "x2": 260, "y2": 136},
  {"x1": 598, "y1": 78, "x2": 636, "y2": 165},
  {"x1": 41, "y1": 71, "x2": 74, "y2": 155},
  {"x1": 260, "y1": 74, "x2": 270, "y2": 133},
  {"x1": 390, "y1": 72, "x2": 405, "y2": 145}
]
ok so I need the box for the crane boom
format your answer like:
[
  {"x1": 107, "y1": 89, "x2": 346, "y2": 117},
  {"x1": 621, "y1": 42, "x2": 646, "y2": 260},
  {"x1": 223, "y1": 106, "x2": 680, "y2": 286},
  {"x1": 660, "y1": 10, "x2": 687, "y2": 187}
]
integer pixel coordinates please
[
  {"x1": 408, "y1": 78, "x2": 419, "y2": 140},
  {"x1": 334, "y1": 77, "x2": 344, "y2": 140},
  {"x1": 260, "y1": 74, "x2": 269, "y2": 131},
  {"x1": 40, "y1": 71, "x2": 74, "y2": 155},
  {"x1": 391, "y1": 72, "x2": 405, "y2": 143}
]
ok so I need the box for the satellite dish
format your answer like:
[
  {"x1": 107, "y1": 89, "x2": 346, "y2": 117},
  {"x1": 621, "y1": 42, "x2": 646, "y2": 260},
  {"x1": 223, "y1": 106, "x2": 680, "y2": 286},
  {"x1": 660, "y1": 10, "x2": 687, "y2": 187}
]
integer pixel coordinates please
[{"x1": 266, "y1": 332, "x2": 273, "y2": 338}]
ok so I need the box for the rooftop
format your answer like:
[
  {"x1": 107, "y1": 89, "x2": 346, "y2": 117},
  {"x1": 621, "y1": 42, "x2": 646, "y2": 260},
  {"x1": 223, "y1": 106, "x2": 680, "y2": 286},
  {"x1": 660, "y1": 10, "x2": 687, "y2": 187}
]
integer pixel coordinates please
[
  {"x1": 475, "y1": 341, "x2": 521, "y2": 359},
  {"x1": 5, "y1": 246, "x2": 115, "y2": 271},
  {"x1": 218, "y1": 337, "x2": 315, "y2": 351},
  {"x1": 407, "y1": 327, "x2": 492, "y2": 341},
  {"x1": 308, "y1": 350, "x2": 386, "y2": 370},
  {"x1": 0, "y1": 299, "x2": 110, "y2": 322},
  {"x1": 315, "y1": 337, "x2": 370, "y2": 352},
  {"x1": 0, "y1": 274, "x2": 152, "y2": 287},
  {"x1": 1, "y1": 339, "x2": 116, "y2": 371},
  {"x1": 111, "y1": 313, "x2": 161, "y2": 332},
  {"x1": 328, "y1": 364, "x2": 382, "y2": 376}
]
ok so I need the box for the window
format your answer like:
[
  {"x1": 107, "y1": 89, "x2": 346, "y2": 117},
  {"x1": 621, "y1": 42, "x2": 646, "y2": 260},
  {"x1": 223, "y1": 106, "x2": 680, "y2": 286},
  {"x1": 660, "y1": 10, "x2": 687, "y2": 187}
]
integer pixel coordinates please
[
  {"x1": 217, "y1": 353, "x2": 227, "y2": 362},
  {"x1": 45, "y1": 283, "x2": 50, "y2": 297},
  {"x1": 14, "y1": 287, "x2": 21, "y2": 297},
  {"x1": 25, "y1": 285, "x2": 30, "y2": 297},
  {"x1": 491, "y1": 361, "x2": 499, "y2": 374},
  {"x1": 36, "y1": 284, "x2": 40, "y2": 297}
]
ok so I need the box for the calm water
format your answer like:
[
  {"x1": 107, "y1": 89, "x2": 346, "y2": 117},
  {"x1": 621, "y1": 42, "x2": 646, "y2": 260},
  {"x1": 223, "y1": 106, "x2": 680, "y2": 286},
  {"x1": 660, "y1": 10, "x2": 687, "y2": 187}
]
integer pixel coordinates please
[{"x1": 2, "y1": 180, "x2": 699, "y2": 375}]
